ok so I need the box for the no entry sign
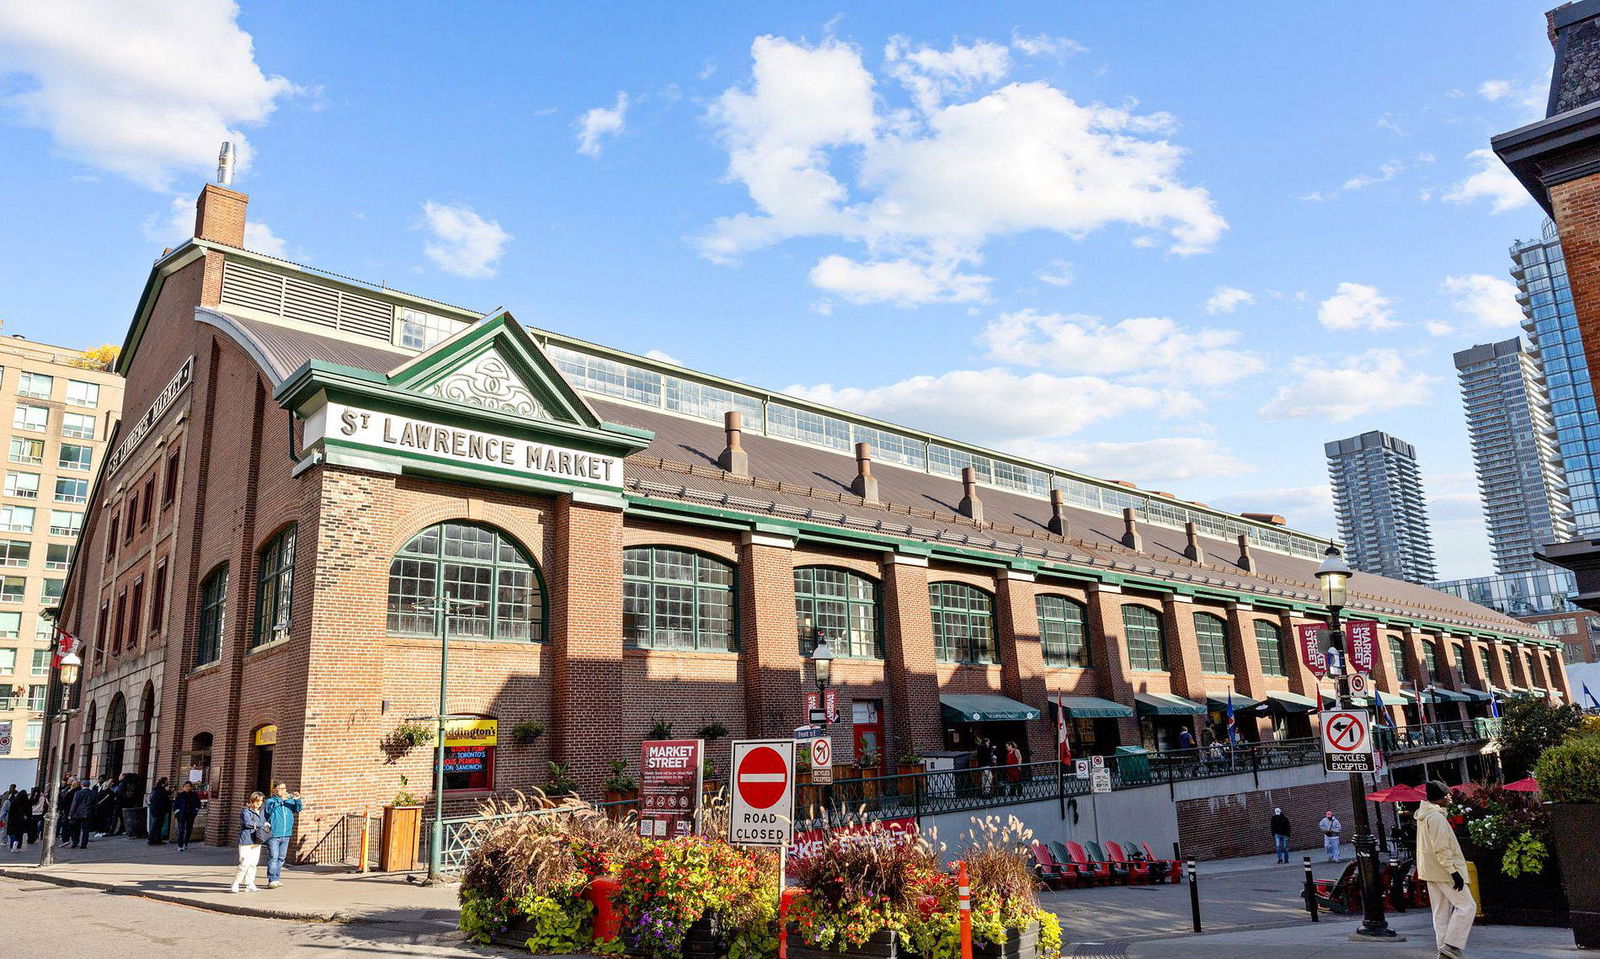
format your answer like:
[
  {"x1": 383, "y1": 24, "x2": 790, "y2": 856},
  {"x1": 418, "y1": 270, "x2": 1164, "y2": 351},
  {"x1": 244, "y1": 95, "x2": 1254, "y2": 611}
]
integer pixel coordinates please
[
  {"x1": 729, "y1": 739, "x2": 795, "y2": 846},
  {"x1": 1321, "y1": 709, "x2": 1375, "y2": 773}
]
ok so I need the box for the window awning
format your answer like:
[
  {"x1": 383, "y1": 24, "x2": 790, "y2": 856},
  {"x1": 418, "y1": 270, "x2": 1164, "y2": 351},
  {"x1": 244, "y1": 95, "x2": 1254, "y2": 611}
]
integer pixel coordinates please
[
  {"x1": 1422, "y1": 687, "x2": 1471, "y2": 704},
  {"x1": 1455, "y1": 685, "x2": 1493, "y2": 703},
  {"x1": 1206, "y1": 691, "x2": 1262, "y2": 711},
  {"x1": 1265, "y1": 691, "x2": 1319, "y2": 713},
  {"x1": 940, "y1": 694, "x2": 1040, "y2": 723},
  {"x1": 1134, "y1": 692, "x2": 1205, "y2": 717},
  {"x1": 1051, "y1": 696, "x2": 1134, "y2": 719}
]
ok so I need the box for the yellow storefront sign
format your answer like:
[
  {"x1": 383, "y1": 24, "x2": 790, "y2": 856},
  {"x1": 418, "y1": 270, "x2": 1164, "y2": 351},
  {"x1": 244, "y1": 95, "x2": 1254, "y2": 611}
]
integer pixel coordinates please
[{"x1": 444, "y1": 718, "x2": 497, "y2": 748}]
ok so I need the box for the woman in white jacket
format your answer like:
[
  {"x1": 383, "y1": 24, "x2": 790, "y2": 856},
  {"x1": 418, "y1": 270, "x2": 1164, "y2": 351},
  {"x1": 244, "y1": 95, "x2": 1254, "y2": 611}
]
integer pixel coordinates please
[{"x1": 1415, "y1": 781, "x2": 1474, "y2": 959}]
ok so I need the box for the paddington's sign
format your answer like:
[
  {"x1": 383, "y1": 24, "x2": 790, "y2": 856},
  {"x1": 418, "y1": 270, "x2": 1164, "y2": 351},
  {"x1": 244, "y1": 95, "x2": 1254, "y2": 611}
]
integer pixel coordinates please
[{"x1": 306, "y1": 401, "x2": 624, "y2": 490}]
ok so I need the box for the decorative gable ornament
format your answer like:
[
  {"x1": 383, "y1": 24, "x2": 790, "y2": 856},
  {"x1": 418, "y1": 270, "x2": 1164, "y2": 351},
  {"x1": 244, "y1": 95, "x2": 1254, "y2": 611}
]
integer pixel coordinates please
[{"x1": 421, "y1": 349, "x2": 552, "y2": 420}]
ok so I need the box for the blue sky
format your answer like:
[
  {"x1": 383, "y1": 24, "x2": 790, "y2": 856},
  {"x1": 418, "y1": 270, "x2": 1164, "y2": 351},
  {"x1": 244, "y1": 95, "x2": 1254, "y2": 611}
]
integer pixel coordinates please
[{"x1": 0, "y1": 1, "x2": 1568, "y2": 578}]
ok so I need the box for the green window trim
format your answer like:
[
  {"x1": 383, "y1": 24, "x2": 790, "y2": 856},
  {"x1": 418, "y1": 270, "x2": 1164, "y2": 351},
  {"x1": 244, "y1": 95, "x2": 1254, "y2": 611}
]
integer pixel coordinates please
[
  {"x1": 387, "y1": 522, "x2": 547, "y2": 642},
  {"x1": 1194, "y1": 613, "x2": 1231, "y2": 674},
  {"x1": 1038, "y1": 594, "x2": 1091, "y2": 668},
  {"x1": 195, "y1": 565, "x2": 227, "y2": 668},
  {"x1": 1255, "y1": 620, "x2": 1287, "y2": 677},
  {"x1": 794, "y1": 565, "x2": 881, "y2": 659},
  {"x1": 1122, "y1": 604, "x2": 1167, "y2": 671},
  {"x1": 1389, "y1": 636, "x2": 1410, "y2": 683},
  {"x1": 623, "y1": 546, "x2": 737, "y2": 652},
  {"x1": 930, "y1": 582, "x2": 997, "y2": 665},
  {"x1": 252, "y1": 526, "x2": 296, "y2": 648}
]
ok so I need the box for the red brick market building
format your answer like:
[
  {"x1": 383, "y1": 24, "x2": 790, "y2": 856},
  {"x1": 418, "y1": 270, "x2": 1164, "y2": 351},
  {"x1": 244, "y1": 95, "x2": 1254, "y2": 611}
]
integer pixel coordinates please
[{"x1": 46, "y1": 182, "x2": 1567, "y2": 850}]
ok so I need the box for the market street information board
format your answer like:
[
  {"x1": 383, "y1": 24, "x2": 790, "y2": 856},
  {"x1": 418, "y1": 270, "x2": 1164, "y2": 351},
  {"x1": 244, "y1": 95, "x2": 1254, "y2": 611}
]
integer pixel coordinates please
[
  {"x1": 640, "y1": 739, "x2": 703, "y2": 839},
  {"x1": 1321, "y1": 710, "x2": 1375, "y2": 773}
]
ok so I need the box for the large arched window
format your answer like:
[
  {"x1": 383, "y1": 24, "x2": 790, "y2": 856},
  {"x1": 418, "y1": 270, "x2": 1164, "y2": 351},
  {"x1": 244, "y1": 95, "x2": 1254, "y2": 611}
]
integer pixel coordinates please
[
  {"x1": 195, "y1": 564, "x2": 228, "y2": 667},
  {"x1": 1422, "y1": 641, "x2": 1443, "y2": 683},
  {"x1": 388, "y1": 523, "x2": 545, "y2": 641},
  {"x1": 1122, "y1": 605, "x2": 1167, "y2": 671},
  {"x1": 1389, "y1": 637, "x2": 1411, "y2": 682},
  {"x1": 253, "y1": 525, "x2": 296, "y2": 648},
  {"x1": 1255, "y1": 620, "x2": 1286, "y2": 677},
  {"x1": 794, "y1": 566, "x2": 880, "y2": 659},
  {"x1": 1037, "y1": 595, "x2": 1090, "y2": 668},
  {"x1": 930, "y1": 582, "x2": 996, "y2": 664},
  {"x1": 1194, "y1": 613, "x2": 1231, "y2": 674},
  {"x1": 102, "y1": 693, "x2": 126, "y2": 779},
  {"x1": 623, "y1": 547, "x2": 736, "y2": 651}
]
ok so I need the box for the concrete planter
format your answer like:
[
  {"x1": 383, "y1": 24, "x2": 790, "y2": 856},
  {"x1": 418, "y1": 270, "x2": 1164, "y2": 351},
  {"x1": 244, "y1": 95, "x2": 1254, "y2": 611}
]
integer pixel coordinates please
[
  {"x1": 1548, "y1": 803, "x2": 1600, "y2": 947},
  {"x1": 975, "y1": 920, "x2": 1040, "y2": 959},
  {"x1": 789, "y1": 927, "x2": 903, "y2": 959}
]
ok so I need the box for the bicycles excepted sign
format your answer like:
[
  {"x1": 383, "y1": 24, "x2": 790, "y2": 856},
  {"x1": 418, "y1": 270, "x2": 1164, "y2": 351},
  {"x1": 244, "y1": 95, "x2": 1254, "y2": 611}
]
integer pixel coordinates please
[{"x1": 1321, "y1": 709, "x2": 1375, "y2": 773}]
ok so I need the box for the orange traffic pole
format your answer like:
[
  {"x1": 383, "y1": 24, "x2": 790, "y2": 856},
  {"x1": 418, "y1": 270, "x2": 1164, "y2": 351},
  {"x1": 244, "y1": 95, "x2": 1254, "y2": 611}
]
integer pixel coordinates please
[{"x1": 957, "y1": 860, "x2": 972, "y2": 959}]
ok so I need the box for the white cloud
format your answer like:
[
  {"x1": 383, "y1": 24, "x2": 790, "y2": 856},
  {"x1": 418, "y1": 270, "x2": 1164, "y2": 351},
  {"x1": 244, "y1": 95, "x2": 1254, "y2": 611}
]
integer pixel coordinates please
[
  {"x1": 1317, "y1": 282, "x2": 1397, "y2": 331},
  {"x1": 1479, "y1": 79, "x2": 1514, "y2": 102},
  {"x1": 1204, "y1": 286, "x2": 1254, "y2": 315},
  {"x1": 884, "y1": 36, "x2": 1010, "y2": 114},
  {"x1": 1342, "y1": 159, "x2": 1404, "y2": 191},
  {"x1": 244, "y1": 221, "x2": 290, "y2": 258},
  {"x1": 1257, "y1": 349, "x2": 1437, "y2": 422},
  {"x1": 0, "y1": 0, "x2": 297, "y2": 190},
  {"x1": 979, "y1": 309, "x2": 1264, "y2": 387},
  {"x1": 700, "y1": 35, "x2": 1226, "y2": 299},
  {"x1": 143, "y1": 193, "x2": 293, "y2": 257},
  {"x1": 1477, "y1": 76, "x2": 1548, "y2": 115},
  {"x1": 1035, "y1": 258, "x2": 1074, "y2": 287},
  {"x1": 575, "y1": 91, "x2": 629, "y2": 157},
  {"x1": 1443, "y1": 149, "x2": 1530, "y2": 213},
  {"x1": 808, "y1": 254, "x2": 990, "y2": 305},
  {"x1": 644, "y1": 349, "x2": 682, "y2": 365},
  {"x1": 1425, "y1": 320, "x2": 1456, "y2": 337},
  {"x1": 1442, "y1": 273, "x2": 1522, "y2": 329},
  {"x1": 1030, "y1": 436, "x2": 1254, "y2": 485},
  {"x1": 419, "y1": 201, "x2": 512, "y2": 279},
  {"x1": 1010, "y1": 31, "x2": 1084, "y2": 59},
  {"x1": 785, "y1": 368, "x2": 1186, "y2": 444}
]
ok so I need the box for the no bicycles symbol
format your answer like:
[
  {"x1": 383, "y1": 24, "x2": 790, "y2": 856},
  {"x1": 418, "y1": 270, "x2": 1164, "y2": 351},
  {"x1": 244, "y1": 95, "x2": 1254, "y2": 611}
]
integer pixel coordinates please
[{"x1": 1321, "y1": 709, "x2": 1375, "y2": 773}]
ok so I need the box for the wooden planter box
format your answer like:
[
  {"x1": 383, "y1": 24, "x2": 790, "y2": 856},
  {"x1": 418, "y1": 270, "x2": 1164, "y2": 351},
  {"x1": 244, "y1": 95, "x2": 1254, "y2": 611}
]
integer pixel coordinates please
[
  {"x1": 976, "y1": 920, "x2": 1040, "y2": 959},
  {"x1": 897, "y1": 765, "x2": 920, "y2": 797},
  {"x1": 789, "y1": 927, "x2": 902, "y2": 959},
  {"x1": 379, "y1": 805, "x2": 421, "y2": 872}
]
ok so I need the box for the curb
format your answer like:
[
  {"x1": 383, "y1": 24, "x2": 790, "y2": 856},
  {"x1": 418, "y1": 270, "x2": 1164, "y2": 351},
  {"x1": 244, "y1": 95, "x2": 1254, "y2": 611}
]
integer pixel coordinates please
[{"x1": 0, "y1": 866, "x2": 370, "y2": 923}]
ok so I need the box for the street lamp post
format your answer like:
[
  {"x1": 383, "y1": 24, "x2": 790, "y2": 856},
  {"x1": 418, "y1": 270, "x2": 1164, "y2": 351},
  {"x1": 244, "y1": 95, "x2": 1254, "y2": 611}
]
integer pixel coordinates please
[
  {"x1": 1315, "y1": 546, "x2": 1396, "y2": 941},
  {"x1": 417, "y1": 591, "x2": 482, "y2": 885},
  {"x1": 38, "y1": 648, "x2": 82, "y2": 868},
  {"x1": 808, "y1": 628, "x2": 835, "y2": 822}
]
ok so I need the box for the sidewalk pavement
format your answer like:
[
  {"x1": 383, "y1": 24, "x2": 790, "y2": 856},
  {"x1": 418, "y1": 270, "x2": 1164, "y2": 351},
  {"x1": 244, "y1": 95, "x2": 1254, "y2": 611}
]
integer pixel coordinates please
[
  {"x1": 1117, "y1": 911, "x2": 1577, "y2": 958},
  {"x1": 0, "y1": 834, "x2": 458, "y2": 925}
]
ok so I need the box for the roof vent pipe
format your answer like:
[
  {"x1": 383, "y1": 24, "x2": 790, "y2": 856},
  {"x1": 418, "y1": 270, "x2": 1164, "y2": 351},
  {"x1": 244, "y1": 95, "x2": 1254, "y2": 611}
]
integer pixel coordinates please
[
  {"x1": 1047, "y1": 488, "x2": 1069, "y2": 536},
  {"x1": 1121, "y1": 507, "x2": 1142, "y2": 551},
  {"x1": 717, "y1": 411, "x2": 749, "y2": 476},
  {"x1": 217, "y1": 141, "x2": 235, "y2": 186},
  {"x1": 851, "y1": 442, "x2": 879, "y2": 503},
  {"x1": 1237, "y1": 534, "x2": 1256, "y2": 573},
  {"x1": 958, "y1": 467, "x2": 984, "y2": 524},
  {"x1": 1184, "y1": 521, "x2": 1205, "y2": 564}
]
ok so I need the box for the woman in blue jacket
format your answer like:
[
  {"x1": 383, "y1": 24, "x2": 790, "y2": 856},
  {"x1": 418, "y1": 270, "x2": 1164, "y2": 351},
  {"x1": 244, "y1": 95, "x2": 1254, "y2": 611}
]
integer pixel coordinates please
[
  {"x1": 232, "y1": 792, "x2": 268, "y2": 893},
  {"x1": 262, "y1": 783, "x2": 303, "y2": 888}
]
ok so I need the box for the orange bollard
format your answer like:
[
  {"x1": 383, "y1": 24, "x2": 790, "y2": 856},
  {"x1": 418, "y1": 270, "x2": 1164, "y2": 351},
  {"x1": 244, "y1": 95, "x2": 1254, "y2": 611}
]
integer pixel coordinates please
[
  {"x1": 358, "y1": 807, "x2": 371, "y2": 874},
  {"x1": 957, "y1": 860, "x2": 972, "y2": 959}
]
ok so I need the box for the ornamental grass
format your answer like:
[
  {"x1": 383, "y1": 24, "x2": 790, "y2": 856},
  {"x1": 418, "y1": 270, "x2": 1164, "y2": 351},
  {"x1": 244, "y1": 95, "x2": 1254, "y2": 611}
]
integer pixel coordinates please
[{"x1": 787, "y1": 813, "x2": 951, "y2": 952}]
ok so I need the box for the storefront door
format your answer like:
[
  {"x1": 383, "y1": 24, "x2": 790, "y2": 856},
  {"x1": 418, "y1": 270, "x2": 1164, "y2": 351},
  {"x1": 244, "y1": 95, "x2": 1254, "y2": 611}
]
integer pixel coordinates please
[{"x1": 852, "y1": 701, "x2": 883, "y2": 771}]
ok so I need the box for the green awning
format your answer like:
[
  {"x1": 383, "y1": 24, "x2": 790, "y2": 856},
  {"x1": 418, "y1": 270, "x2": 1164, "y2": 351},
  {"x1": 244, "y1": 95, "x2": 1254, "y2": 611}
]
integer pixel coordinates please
[
  {"x1": 1053, "y1": 696, "x2": 1134, "y2": 719},
  {"x1": 940, "y1": 694, "x2": 1040, "y2": 723},
  {"x1": 1456, "y1": 686, "x2": 1493, "y2": 703},
  {"x1": 1422, "y1": 688, "x2": 1471, "y2": 704},
  {"x1": 1265, "y1": 691, "x2": 1319, "y2": 713},
  {"x1": 1134, "y1": 692, "x2": 1205, "y2": 717},
  {"x1": 1206, "y1": 691, "x2": 1262, "y2": 711}
]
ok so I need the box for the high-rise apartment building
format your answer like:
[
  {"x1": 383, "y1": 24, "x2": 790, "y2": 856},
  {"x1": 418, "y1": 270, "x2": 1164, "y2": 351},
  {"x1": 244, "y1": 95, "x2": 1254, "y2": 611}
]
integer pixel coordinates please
[
  {"x1": 1510, "y1": 220, "x2": 1600, "y2": 537},
  {"x1": 1453, "y1": 337, "x2": 1574, "y2": 573},
  {"x1": 0, "y1": 337, "x2": 121, "y2": 777},
  {"x1": 1325, "y1": 430, "x2": 1437, "y2": 584}
]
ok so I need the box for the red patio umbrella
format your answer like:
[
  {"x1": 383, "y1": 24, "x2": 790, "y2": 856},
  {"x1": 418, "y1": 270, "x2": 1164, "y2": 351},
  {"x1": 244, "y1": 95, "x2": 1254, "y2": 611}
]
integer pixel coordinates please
[
  {"x1": 1366, "y1": 784, "x2": 1428, "y2": 802},
  {"x1": 1503, "y1": 777, "x2": 1540, "y2": 793}
]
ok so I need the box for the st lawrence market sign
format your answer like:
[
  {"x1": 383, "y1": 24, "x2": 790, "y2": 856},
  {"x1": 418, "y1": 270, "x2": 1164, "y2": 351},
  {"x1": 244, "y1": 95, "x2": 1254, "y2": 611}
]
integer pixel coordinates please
[
  {"x1": 308, "y1": 401, "x2": 625, "y2": 491},
  {"x1": 106, "y1": 355, "x2": 195, "y2": 478}
]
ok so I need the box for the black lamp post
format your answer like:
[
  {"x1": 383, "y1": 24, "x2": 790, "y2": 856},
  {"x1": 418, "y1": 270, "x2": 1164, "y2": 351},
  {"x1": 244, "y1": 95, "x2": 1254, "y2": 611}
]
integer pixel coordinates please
[
  {"x1": 38, "y1": 648, "x2": 82, "y2": 868},
  {"x1": 1315, "y1": 546, "x2": 1397, "y2": 941}
]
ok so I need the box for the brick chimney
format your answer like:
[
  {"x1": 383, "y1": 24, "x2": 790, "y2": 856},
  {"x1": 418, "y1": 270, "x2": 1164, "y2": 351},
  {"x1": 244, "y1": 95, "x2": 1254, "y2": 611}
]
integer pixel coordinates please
[
  {"x1": 1047, "y1": 488, "x2": 1069, "y2": 536},
  {"x1": 1183, "y1": 521, "x2": 1205, "y2": 564},
  {"x1": 1237, "y1": 533, "x2": 1256, "y2": 573},
  {"x1": 717, "y1": 411, "x2": 748, "y2": 476},
  {"x1": 1121, "y1": 507, "x2": 1142, "y2": 551},
  {"x1": 958, "y1": 467, "x2": 984, "y2": 523},
  {"x1": 851, "y1": 442, "x2": 879, "y2": 503},
  {"x1": 194, "y1": 183, "x2": 248, "y2": 247}
]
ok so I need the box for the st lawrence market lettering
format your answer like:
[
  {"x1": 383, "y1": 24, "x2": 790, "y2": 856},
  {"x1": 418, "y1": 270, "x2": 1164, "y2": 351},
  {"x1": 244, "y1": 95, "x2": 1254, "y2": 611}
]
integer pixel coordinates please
[{"x1": 318, "y1": 402, "x2": 624, "y2": 490}]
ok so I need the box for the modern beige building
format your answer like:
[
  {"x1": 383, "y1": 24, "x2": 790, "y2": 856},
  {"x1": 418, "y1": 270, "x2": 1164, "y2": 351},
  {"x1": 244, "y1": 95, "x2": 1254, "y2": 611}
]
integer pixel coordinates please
[{"x1": 0, "y1": 336, "x2": 121, "y2": 778}]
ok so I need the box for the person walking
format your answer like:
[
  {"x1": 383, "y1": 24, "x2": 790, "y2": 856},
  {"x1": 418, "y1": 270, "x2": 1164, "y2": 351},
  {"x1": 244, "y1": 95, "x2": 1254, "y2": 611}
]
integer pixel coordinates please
[
  {"x1": 262, "y1": 782, "x2": 303, "y2": 888},
  {"x1": 5, "y1": 787, "x2": 32, "y2": 852},
  {"x1": 1177, "y1": 727, "x2": 1196, "y2": 751},
  {"x1": 146, "y1": 778, "x2": 172, "y2": 845},
  {"x1": 93, "y1": 775, "x2": 116, "y2": 836},
  {"x1": 232, "y1": 792, "x2": 269, "y2": 894},
  {"x1": 67, "y1": 778, "x2": 95, "y2": 849},
  {"x1": 54, "y1": 776, "x2": 73, "y2": 843},
  {"x1": 1003, "y1": 742, "x2": 1022, "y2": 796},
  {"x1": 1271, "y1": 807, "x2": 1292, "y2": 864},
  {"x1": 975, "y1": 737, "x2": 996, "y2": 797},
  {"x1": 1417, "y1": 781, "x2": 1474, "y2": 959},
  {"x1": 173, "y1": 782, "x2": 201, "y2": 852},
  {"x1": 1318, "y1": 810, "x2": 1343, "y2": 863}
]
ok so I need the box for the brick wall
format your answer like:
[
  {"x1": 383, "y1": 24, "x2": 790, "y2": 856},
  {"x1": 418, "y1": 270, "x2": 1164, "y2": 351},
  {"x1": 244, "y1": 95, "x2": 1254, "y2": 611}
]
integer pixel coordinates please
[{"x1": 1176, "y1": 779, "x2": 1359, "y2": 861}]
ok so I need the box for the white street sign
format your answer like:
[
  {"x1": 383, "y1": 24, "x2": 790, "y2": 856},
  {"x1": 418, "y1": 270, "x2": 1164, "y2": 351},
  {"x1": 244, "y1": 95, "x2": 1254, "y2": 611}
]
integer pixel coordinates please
[
  {"x1": 1321, "y1": 709, "x2": 1375, "y2": 773},
  {"x1": 729, "y1": 739, "x2": 796, "y2": 847},
  {"x1": 1090, "y1": 754, "x2": 1105, "y2": 768},
  {"x1": 1091, "y1": 768, "x2": 1112, "y2": 794},
  {"x1": 1074, "y1": 759, "x2": 1090, "y2": 779}
]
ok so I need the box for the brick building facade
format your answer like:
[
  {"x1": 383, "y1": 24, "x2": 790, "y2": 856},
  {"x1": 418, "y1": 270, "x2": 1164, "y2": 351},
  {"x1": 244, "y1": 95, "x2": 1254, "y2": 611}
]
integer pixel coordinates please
[{"x1": 45, "y1": 183, "x2": 1565, "y2": 852}]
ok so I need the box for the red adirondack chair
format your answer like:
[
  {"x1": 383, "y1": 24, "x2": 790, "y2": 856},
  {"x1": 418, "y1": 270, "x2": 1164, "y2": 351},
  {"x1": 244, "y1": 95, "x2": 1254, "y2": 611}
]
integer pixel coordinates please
[
  {"x1": 1136, "y1": 840, "x2": 1183, "y2": 884},
  {"x1": 1029, "y1": 841, "x2": 1074, "y2": 889},
  {"x1": 1103, "y1": 841, "x2": 1155, "y2": 884},
  {"x1": 1064, "y1": 840, "x2": 1116, "y2": 885}
]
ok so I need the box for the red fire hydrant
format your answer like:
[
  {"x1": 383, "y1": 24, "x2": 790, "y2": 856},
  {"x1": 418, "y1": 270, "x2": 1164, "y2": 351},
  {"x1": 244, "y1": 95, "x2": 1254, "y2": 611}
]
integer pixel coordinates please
[{"x1": 586, "y1": 876, "x2": 623, "y2": 943}]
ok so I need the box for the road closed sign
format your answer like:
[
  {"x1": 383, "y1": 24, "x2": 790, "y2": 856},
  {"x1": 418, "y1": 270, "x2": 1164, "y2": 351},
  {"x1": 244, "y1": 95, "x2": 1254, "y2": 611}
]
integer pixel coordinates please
[
  {"x1": 729, "y1": 739, "x2": 796, "y2": 847},
  {"x1": 1321, "y1": 709, "x2": 1375, "y2": 773}
]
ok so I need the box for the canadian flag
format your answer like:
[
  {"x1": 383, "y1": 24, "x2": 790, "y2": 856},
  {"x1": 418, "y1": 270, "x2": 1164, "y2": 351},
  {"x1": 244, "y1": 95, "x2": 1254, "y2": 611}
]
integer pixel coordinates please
[{"x1": 50, "y1": 627, "x2": 76, "y2": 668}]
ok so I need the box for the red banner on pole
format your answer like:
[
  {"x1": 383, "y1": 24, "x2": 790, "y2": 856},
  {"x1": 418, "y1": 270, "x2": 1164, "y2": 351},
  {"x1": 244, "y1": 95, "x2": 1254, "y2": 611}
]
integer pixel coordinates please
[
  {"x1": 1297, "y1": 624, "x2": 1328, "y2": 678},
  {"x1": 1344, "y1": 621, "x2": 1378, "y2": 675}
]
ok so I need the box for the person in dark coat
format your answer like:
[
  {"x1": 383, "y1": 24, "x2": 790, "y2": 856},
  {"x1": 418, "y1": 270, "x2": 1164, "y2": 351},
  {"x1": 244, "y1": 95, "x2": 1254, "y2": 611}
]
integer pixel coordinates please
[
  {"x1": 146, "y1": 778, "x2": 172, "y2": 845},
  {"x1": 974, "y1": 738, "x2": 996, "y2": 797},
  {"x1": 67, "y1": 779, "x2": 95, "y2": 849},
  {"x1": 6, "y1": 788, "x2": 32, "y2": 851},
  {"x1": 55, "y1": 777, "x2": 74, "y2": 842},
  {"x1": 173, "y1": 782, "x2": 202, "y2": 852},
  {"x1": 1270, "y1": 807, "x2": 1292, "y2": 863}
]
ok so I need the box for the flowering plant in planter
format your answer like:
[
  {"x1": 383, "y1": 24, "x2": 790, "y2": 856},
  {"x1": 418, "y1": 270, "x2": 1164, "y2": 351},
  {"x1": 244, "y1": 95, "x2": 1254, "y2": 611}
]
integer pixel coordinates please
[
  {"x1": 787, "y1": 818, "x2": 949, "y2": 951},
  {"x1": 613, "y1": 834, "x2": 779, "y2": 959},
  {"x1": 1446, "y1": 782, "x2": 1552, "y2": 878},
  {"x1": 920, "y1": 817, "x2": 1063, "y2": 959}
]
